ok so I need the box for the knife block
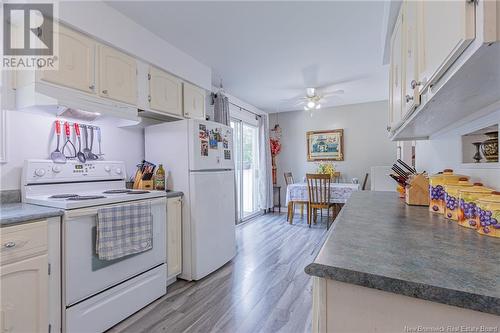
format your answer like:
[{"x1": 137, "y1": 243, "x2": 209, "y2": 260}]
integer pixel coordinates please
[
  {"x1": 133, "y1": 170, "x2": 154, "y2": 190},
  {"x1": 405, "y1": 174, "x2": 430, "y2": 206}
]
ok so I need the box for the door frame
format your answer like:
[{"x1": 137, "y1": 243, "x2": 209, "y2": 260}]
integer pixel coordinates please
[{"x1": 230, "y1": 117, "x2": 262, "y2": 223}]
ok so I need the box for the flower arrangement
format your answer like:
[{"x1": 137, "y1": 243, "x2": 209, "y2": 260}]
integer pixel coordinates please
[
  {"x1": 316, "y1": 161, "x2": 336, "y2": 179},
  {"x1": 270, "y1": 138, "x2": 281, "y2": 157}
]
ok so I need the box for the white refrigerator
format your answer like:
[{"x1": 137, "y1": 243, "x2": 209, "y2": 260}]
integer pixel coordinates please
[{"x1": 145, "y1": 119, "x2": 236, "y2": 281}]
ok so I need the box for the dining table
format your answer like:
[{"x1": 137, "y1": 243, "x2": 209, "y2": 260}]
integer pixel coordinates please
[{"x1": 285, "y1": 182, "x2": 360, "y2": 223}]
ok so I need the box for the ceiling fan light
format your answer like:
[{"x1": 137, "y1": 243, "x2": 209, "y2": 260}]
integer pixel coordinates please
[
  {"x1": 307, "y1": 101, "x2": 315, "y2": 108},
  {"x1": 315, "y1": 104, "x2": 321, "y2": 109}
]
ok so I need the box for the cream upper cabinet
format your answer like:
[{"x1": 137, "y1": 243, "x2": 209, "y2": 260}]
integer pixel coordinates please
[
  {"x1": 402, "y1": 0, "x2": 421, "y2": 116},
  {"x1": 98, "y1": 45, "x2": 137, "y2": 105},
  {"x1": 167, "y1": 196, "x2": 182, "y2": 281},
  {"x1": 39, "y1": 25, "x2": 95, "y2": 94},
  {"x1": 0, "y1": 255, "x2": 49, "y2": 333},
  {"x1": 389, "y1": 10, "x2": 404, "y2": 129},
  {"x1": 419, "y1": 0, "x2": 475, "y2": 89},
  {"x1": 149, "y1": 66, "x2": 183, "y2": 116},
  {"x1": 183, "y1": 82, "x2": 206, "y2": 120}
]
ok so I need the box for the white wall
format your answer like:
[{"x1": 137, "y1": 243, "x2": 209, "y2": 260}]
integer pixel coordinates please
[
  {"x1": 58, "y1": 1, "x2": 212, "y2": 90},
  {"x1": 0, "y1": 109, "x2": 144, "y2": 190},
  {"x1": 269, "y1": 100, "x2": 396, "y2": 200},
  {"x1": 415, "y1": 109, "x2": 500, "y2": 189}
]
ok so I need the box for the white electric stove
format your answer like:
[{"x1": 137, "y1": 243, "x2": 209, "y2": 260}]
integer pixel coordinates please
[{"x1": 22, "y1": 159, "x2": 167, "y2": 333}]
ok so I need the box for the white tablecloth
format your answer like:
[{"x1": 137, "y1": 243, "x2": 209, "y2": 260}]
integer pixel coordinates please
[{"x1": 285, "y1": 182, "x2": 360, "y2": 204}]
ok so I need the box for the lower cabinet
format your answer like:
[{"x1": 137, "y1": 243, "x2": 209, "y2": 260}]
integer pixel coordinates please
[
  {"x1": 167, "y1": 196, "x2": 182, "y2": 283},
  {"x1": 0, "y1": 219, "x2": 59, "y2": 333},
  {"x1": 0, "y1": 254, "x2": 49, "y2": 333}
]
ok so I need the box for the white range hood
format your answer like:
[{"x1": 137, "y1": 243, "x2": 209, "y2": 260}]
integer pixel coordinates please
[{"x1": 14, "y1": 73, "x2": 139, "y2": 122}]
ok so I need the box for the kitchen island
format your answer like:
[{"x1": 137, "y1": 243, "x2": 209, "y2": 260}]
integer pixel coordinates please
[{"x1": 305, "y1": 191, "x2": 499, "y2": 333}]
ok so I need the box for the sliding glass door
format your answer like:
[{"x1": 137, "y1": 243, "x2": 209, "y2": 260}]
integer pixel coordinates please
[{"x1": 231, "y1": 118, "x2": 260, "y2": 223}]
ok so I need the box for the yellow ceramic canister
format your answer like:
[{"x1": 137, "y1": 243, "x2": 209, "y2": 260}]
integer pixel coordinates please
[
  {"x1": 429, "y1": 169, "x2": 469, "y2": 214},
  {"x1": 475, "y1": 192, "x2": 500, "y2": 238},
  {"x1": 444, "y1": 178, "x2": 473, "y2": 220},
  {"x1": 457, "y1": 184, "x2": 494, "y2": 229}
]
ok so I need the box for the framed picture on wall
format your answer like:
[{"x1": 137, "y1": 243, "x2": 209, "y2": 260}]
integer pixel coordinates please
[{"x1": 306, "y1": 129, "x2": 344, "y2": 161}]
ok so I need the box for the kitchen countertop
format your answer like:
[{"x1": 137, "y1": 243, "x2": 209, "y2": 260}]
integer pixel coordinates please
[
  {"x1": 305, "y1": 191, "x2": 500, "y2": 316},
  {"x1": 0, "y1": 203, "x2": 64, "y2": 227},
  {"x1": 165, "y1": 191, "x2": 183, "y2": 198}
]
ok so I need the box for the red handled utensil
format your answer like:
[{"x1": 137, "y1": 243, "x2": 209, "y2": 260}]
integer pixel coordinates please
[
  {"x1": 74, "y1": 123, "x2": 86, "y2": 163},
  {"x1": 62, "y1": 121, "x2": 77, "y2": 159},
  {"x1": 50, "y1": 120, "x2": 66, "y2": 164}
]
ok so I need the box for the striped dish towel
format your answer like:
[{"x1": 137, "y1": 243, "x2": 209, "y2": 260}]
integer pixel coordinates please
[{"x1": 96, "y1": 202, "x2": 153, "y2": 260}]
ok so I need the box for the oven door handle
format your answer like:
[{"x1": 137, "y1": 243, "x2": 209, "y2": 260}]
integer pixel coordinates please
[{"x1": 64, "y1": 197, "x2": 167, "y2": 219}]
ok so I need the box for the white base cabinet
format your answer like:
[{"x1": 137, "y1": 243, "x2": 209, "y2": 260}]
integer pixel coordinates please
[
  {"x1": 167, "y1": 196, "x2": 183, "y2": 284},
  {"x1": 0, "y1": 218, "x2": 60, "y2": 333},
  {"x1": 1, "y1": 254, "x2": 49, "y2": 333},
  {"x1": 312, "y1": 278, "x2": 500, "y2": 333}
]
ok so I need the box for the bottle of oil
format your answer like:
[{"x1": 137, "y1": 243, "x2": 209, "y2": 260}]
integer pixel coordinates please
[{"x1": 154, "y1": 164, "x2": 165, "y2": 191}]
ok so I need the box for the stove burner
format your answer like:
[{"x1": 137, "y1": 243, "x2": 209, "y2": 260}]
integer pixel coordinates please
[
  {"x1": 67, "y1": 195, "x2": 106, "y2": 201},
  {"x1": 103, "y1": 190, "x2": 132, "y2": 194},
  {"x1": 50, "y1": 194, "x2": 79, "y2": 199},
  {"x1": 127, "y1": 190, "x2": 150, "y2": 194}
]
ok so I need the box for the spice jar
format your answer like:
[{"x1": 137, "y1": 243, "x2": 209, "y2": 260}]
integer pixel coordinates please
[
  {"x1": 457, "y1": 183, "x2": 494, "y2": 229},
  {"x1": 444, "y1": 178, "x2": 473, "y2": 220},
  {"x1": 429, "y1": 169, "x2": 469, "y2": 214},
  {"x1": 475, "y1": 192, "x2": 500, "y2": 237}
]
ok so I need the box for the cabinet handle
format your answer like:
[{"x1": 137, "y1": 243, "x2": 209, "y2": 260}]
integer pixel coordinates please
[
  {"x1": 102, "y1": 89, "x2": 108, "y2": 94},
  {"x1": 3, "y1": 241, "x2": 16, "y2": 248},
  {"x1": 410, "y1": 80, "x2": 422, "y2": 89},
  {"x1": 405, "y1": 95, "x2": 414, "y2": 103},
  {"x1": 148, "y1": 95, "x2": 151, "y2": 102}
]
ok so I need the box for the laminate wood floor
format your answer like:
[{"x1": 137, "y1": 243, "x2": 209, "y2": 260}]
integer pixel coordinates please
[{"x1": 108, "y1": 212, "x2": 329, "y2": 333}]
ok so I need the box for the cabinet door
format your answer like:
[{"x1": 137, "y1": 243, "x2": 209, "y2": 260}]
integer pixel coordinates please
[
  {"x1": 183, "y1": 83, "x2": 206, "y2": 120},
  {"x1": 403, "y1": 0, "x2": 421, "y2": 116},
  {"x1": 167, "y1": 196, "x2": 182, "y2": 279},
  {"x1": 39, "y1": 25, "x2": 95, "y2": 94},
  {"x1": 419, "y1": 0, "x2": 475, "y2": 88},
  {"x1": 98, "y1": 45, "x2": 137, "y2": 105},
  {"x1": 389, "y1": 11, "x2": 404, "y2": 129},
  {"x1": 0, "y1": 254, "x2": 48, "y2": 333},
  {"x1": 149, "y1": 66, "x2": 183, "y2": 116}
]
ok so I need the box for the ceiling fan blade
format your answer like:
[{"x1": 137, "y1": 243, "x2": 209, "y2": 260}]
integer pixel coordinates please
[{"x1": 322, "y1": 89, "x2": 345, "y2": 98}]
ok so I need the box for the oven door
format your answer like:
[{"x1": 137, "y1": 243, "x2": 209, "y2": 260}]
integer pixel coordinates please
[{"x1": 63, "y1": 197, "x2": 166, "y2": 306}]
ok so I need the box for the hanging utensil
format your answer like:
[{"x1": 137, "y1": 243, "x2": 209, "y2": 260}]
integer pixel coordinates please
[
  {"x1": 50, "y1": 120, "x2": 66, "y2": 164},
  {"x1": 82, "y1": 124, "x2": 92, "y2": 159},
  {"x1": 74, "y1": 123, "x2": 86, "y2": 163},
  {"x1": 62, "y1": 121, "x2": 76, "y2": 159},
  {"x1": 96, "y1": 127, "x2": 104, "y2": 157},
  {"x1": 88, "y1": 126, "x2": 99, "y2": 160}
]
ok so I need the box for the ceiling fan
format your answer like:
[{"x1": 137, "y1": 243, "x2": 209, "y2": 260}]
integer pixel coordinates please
[{"x1": 291, "y1": 87, "x2": 344, "y2": 111}]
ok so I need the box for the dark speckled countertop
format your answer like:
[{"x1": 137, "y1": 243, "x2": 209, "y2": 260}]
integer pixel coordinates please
[{"x1": 305, "y1": 191, "x2": 500, "y2": 316}]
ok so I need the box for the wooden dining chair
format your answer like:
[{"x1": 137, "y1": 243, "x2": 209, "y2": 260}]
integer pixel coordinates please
[
  {"x1": 306, "y1": 173, "x2": 336, "y2": 229},
  {"x1": 284, "y1": 172, "x2": 305, "y2": 221}
]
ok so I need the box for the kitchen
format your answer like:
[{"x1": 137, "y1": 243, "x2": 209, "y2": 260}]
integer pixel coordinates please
[{"x1": 1, "y1": 1, "x2": 499, "y2": 333}]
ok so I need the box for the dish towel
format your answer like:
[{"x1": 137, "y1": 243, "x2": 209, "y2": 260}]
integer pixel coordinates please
[{"x1": 96, "y1": 202, "x2": 153, "y2": 260}]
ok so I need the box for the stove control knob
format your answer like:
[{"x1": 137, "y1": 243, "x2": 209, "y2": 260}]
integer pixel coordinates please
[
  {"x1": 115, "y1": 168, "x2": 122, "y2": 175},
  {"x1": 34, "y1": 168, "x2": 46, "y2": 177},
  {"x1": 104, "y1": 166, "x2": 111, "y2": 172},
  {"x1": 52, "y1": 165, "x2": 61, "y2": 173}
]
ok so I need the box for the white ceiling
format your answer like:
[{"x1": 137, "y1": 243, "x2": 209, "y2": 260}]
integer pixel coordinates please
[{"x1": 107, "y1": 1, "x2": 389, "y2": 113}]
